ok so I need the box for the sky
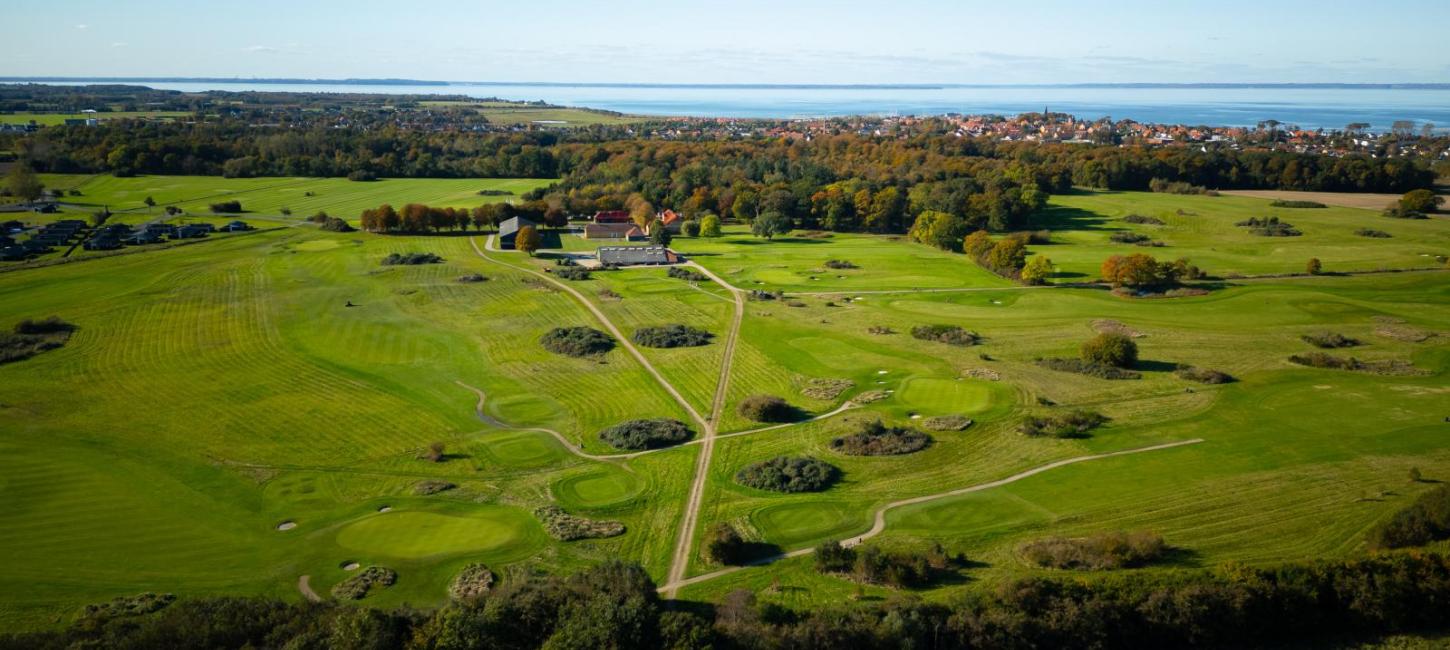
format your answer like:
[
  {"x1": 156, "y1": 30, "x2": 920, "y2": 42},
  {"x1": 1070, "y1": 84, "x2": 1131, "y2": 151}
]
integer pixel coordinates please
[{"x1": 3, "y1": 0, "x2": 1448, "y2": 84}]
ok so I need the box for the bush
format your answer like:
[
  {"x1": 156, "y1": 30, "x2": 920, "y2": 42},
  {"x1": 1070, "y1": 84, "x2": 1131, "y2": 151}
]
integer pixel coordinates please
[
  {"x1": 801, "y1": 377, "x2": 853, "y2": 400},
  {"x1": 2, "y1": 316, "x2": 75, "y2": 365},
  {"x1": 704, "y1": 522, "x2": 747, "y2": 565},
  {"x1": 1369, "y1": 485, "x2": 1450, "y2": 550},
  {"x1": 447, "y1": 563, "x2": 495, "y2": 601},
  {"x1": 1020, "y1": 531, "x2": 1167, "y2": 570},
  {"x1": 455, "y1": 273, "x2": 487, "y2": 283},
  {"x1": 381, "y1": 252, "x2": 443, "y2": 266},
  {"x1": 667, "y1": 266, "x2": 708, "y2": 282},
  {"x1": 1122, "y1": 214, "x2": 1166, "y2": 225},
  {"x1": 747, "y1": 289, "x2": 782, "y2": 301},
  {"x1": 208, "y1": 200, "x2": 242, "y2": 214},
  {"x1": 1269, "y1": 200, "x2": 1327, "y2": 208},
  {"x1": 413, "y1": 480, "x2": 456, "y2": 495},
  {"x1": 540, "y1": 326, "x2": 615, "y2": 357},
  {"x1": 14, "y1": 316, "x2": 75, "y2": 335},
  {"x1": 554, "y1": 266, "x2": 591, "y2": 281},
  {"x1": 1235, "y1": 216, "x2": 1301, "y2": 236},
  {"x1": 910, "y1": 324, "x2": 979, "y2": 347},
  {"x1": 1149, "y1": 178, "x2": 1216, "y2": 195},
  {"x1": 598, "y1": 418, "x2": 694, "y2": 450},
  {"x1": 680, "y1": 219, "x2": 701, "y2": 237},
  {"x1": 534, "y1": 505, "x2": 625, "y2": 541},
  {"x1": 346, "y1": 170, "x2": 378, "y2": 182},
  {"x1": 1036, "y1": 357, "x2": 1142, "y2": 379},
  {"x1": 82, "y1": 593, "x2": 176, "y2": 620},
  {"x1": 1397, "y1": 188, "x2": 1443, "y2": 214},
  {"x1": 1302, "y1": 331, "x2": 1360, "y2": 348},
  {"x1": 1019, "y1": 410, "x2": 1109, "y2": 438},
  {"x1": 922, "y1": 415, "x2": 974, "y2": 431},
  {"x1": 830, "y1": 420, "x2": 932, "y2": 456},
  {"x1": 736, "y1": 394, "x2": 797, "y2": 422},
  {"x1": 331, "y1": 566, "x2": 397, "y2": 600},
  {"x1": 736, "y1": 456, "x2": 839, "y2": 492},
  {"x1": 632, "y1": 324, "x2": 712, "y2": 348},
  {"x1": 824, "y1": 259, "x2": 859, "y2": 269},
  {"x1": 815, "y1": 542, "x2": 954, "y2": 588},
  {"x1": 1175, "y1": 365, "x2": 1235, "y2": 384},
  {"x1": 318, "y1": 216, "x2": 354, "y2": 232},
  {"x1": 1355, "y1": 228, "x2": 1392, "y2": 238},
  {"x1": 1109, "y1": 231, "x2": 1151, "y2": 244},
  {"x1": 1080, "y1": 332, "x2": 1138, "y2": 368}
]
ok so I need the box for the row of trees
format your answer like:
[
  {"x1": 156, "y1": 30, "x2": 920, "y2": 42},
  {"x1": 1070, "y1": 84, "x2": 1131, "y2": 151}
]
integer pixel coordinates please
[
  {"x1": 14, "y1": 551, "x2": 1450, "y2": 649},
  {"x1": 357, "y1": 201, "x2": 567, "y2": 233}
]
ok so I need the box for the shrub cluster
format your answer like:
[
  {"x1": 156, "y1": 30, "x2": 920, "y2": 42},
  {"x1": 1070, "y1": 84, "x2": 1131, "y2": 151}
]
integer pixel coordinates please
[
  {"x1": 534, "y1": 505, "x2": 625, "y2": 541},
  {"x1": 1122, "y1": 214, "x2": 1166, "y2": 225},
  {"x1": 747, "y1": 289, "x2": 783, "y2": 301},
  {"x1": 801, "y1": 377, "x2": 854, "y2": 400},
  {"x1": 1019, "y1": 531, "x2": 1167, "y2": 570},
  {"x1": 735, "y1": 456, "x2": 839, "y2": 493},
  {"x1": 1109, "y1": 231, "x2": 1151, "y2": 244},
  {"x1": 598, "y1": 418, "x2": 693, "y2": 450},
  {"x1": 815, "y1": 541, "x2": 955, "y2": 588},
  {"x1": 1149, "y1": 178, "x2": 1217, "y2": 195},
  {"x1": 1269, "y1": 199, "x2": 1327, "y2": 208},
  {"x1": 82, "y1": 593, "x2": 176, "y2": 620},
  {"x1": 962, "y1": 230, "x2": 1029, "y2": 279},
  {"x1": 921, "y1": 415, "x2": 974, "y2": 431},
  {"x1": 632, "y1": 324, "x2": 712, "y2": 348},
  {"x1": 540, "y1": 326, "x2": 615, "y2": 357},
  {"x1": 1174, "y1": 365, "x2": 1235, "y2": 384},
  {"x1": 381, "y1": 252, "x2": 443, "y2": 266},
  {"x1": 1, "y1": 316, "x2": 75, "y2": 365},
  {"x1": 456, "y1": 273, "x2": 487, "y2": 283},
  {"x1": 208, "y1": 199, "x2": 242, "y2": 213},
  {"x1": 1100, "y1": 253, "x2": 1203, "y2": 288},
  {"x1": 553, "y1": 266, "x2": 591, "y2": 281},
  {"x1": 331, "y1": 566, "x2": 397, "y2": 600},
  {"x1": 1355, "y1": 228, "x2": 1392, "y2": 238},
  {"x1": 736, "y1": 394, "x2": 796, "y2": 422},
  {"x1": 910, "y1": 324, "x2": 979, "y2": 346},
  {"x1": 1080, "y1": 332, "x2": 1138, "y2": 368},
  {"x1": 1235, "y1": 216, "x2": 1302, "y2": 236},
  {"x1": 1288, "y1": 353, "x2": 1427, "y2": 376},
  {"x1": 447, "y1": 563, "x2": 495, "y2": 601},
  {"x1": 830, "y1": 420, "x2": 932, "y2": 456},
  {"x1": 1019, "y1": 410, "x2": 1109, "y2": 438},
  {"x1": 824, "y1": 259, "x2": 859, "y2": 269},
  {"x1": 346, "y1": 169, "x2": 378, "y2": 181},
  {"x1": 1036, "y1": 357, "x2": 1142, "y2": 379},
  {"x1": 1302, "y1": 331, "x2": 1360, "y2": 348},
  {"x1": 1369, "y1": 485, "x2": 1450, "y2": 550},
  {"x1": 317, "y1": 216, "x2": 354, "y2": 232},
  {"x1": 703, "y1": 522, "x2": 748, "y2": 565},
  {"x1": 666, "y1": 266, "x2": 707, "y2": 282}
]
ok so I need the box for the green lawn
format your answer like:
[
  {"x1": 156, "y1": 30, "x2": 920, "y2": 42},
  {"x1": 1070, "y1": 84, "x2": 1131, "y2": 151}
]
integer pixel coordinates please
[{"x1": 1, "y1": 183, "x2": 1448, "y2": 631}]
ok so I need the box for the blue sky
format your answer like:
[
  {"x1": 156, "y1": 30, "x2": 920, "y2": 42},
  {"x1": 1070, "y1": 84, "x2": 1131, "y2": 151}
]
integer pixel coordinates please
[{"x1": 4, "y1": 0, "x2": 1447, "y2": 84}]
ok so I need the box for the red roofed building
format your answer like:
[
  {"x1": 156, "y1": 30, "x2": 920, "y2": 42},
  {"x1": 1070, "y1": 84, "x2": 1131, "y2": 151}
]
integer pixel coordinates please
[{"x1": 593, "y1": 210, "x2": 632, "y2": 224}]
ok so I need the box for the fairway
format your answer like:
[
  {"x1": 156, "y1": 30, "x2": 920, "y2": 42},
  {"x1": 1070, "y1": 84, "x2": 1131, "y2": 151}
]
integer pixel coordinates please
[{"x1": 0, "y1": 181, "x2": 1448, "y2": 632}]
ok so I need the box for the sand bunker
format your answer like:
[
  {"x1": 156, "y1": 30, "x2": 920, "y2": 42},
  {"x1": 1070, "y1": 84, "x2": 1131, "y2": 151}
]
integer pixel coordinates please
[
  {"x1": 341, "y1": 562, "x2": 361, "y2": 571},
  {"x1": 276, "y1": 521, "x2": 297, "y2": 531},
  {"x1": 377, "y1": 506, "x2": 392, "y2": 513}
]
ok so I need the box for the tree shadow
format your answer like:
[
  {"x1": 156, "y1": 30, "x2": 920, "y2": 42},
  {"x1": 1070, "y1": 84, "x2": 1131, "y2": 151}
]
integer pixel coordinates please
[
  {"x1": 1051, "y1": 270, "x2": 1089, "y2": 279},
  {"x1": 1032, "y1": 205, "x2": 1117, "y2": 233},
  {"x1": 1155, "y1": 546, "x2": 1205, "y2": 569},
  {"x1": 1135, "y1": 360, "x2": 1181, "y2": 373}
]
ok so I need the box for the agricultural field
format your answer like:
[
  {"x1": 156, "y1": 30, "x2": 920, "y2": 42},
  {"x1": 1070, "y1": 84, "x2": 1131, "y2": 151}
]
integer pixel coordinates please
[
  {"x1": 419, "y1": 100, "x2": 645, "y2": 126},
  {"x1": 1, "y1": 184, "x2": 1448, "y2": 632},
  {"x1": 0, "y1": 111, "x2": 193, "y2": 125}
]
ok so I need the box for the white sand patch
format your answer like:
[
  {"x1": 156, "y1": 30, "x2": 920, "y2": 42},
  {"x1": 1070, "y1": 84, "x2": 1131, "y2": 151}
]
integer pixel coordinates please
[
  {"x1": 277, "y1": 521, "x2": 297, "y2": 531},
  {"x1": 378, "y1": 506, "x2": 392, "y2": 513},
  {"x1": 342, "y1": 562, "x2": 361, "y2": 571}
]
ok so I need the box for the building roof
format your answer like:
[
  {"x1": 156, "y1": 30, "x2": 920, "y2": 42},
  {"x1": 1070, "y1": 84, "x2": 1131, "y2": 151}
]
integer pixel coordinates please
[
  {"x1": 593, "y1": 210, "x2": 631, "y2": 223},
  {"x1": 658, "y1": 209, "x2": 682, "y2": 225},
  {"x1": 498, "y1": 216, "x2": 537, "y2": 238},
  {"x1": 596, "y1": 245, "x2": 679, "y2": 266}
]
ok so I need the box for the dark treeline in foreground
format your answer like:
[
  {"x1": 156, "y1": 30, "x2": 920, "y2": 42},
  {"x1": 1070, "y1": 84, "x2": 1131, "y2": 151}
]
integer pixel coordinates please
[{"x1": 8, "y1": 552, "x2": 1450, "y2": 650}]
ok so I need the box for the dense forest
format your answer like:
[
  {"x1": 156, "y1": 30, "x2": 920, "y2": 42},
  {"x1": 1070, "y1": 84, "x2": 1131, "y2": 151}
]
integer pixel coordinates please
[{"x1": 6, "y1": 552, "x2": 1450, "y2": 649}]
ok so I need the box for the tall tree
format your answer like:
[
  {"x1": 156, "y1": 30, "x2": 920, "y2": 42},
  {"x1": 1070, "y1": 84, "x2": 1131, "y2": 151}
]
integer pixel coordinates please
[
  {"x1": 515, "y1": 225, "x2": 541, "y2": 256},
  {"x1": 5, "y1": 164, "x2": 44, "y2": 202}
]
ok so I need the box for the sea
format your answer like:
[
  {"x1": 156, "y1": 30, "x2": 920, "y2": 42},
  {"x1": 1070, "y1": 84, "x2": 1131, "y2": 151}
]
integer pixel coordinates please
[{"x1": 31, "y1": 80, "x2": 1450, "y2": 132}]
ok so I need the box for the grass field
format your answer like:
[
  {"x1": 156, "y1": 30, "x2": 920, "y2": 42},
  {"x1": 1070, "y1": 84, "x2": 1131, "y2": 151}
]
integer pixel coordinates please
[
  {"x1": 418, "y1": 100, "x2": 644, "y2": 126},
  {"x1": 1, "y1": 183, "x2": 1448, "y2": 631},
  {"x1": 0, "y1": 111, "x2": 192, "y2": 125}
]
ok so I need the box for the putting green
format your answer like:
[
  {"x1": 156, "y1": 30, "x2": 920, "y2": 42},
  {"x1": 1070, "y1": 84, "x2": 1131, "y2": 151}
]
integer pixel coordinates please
[
  {"x1": 896, "y1": 377, "x2": 996, "y2": 413},
  {"x1": 753, "y1": 500, "x2": 863, "y2": 548},
  {"x1": 334, "y1": 508, "x2": 541, "y2": 559},
  {"x1": 477, "y1": 430, "x2": 566, "y2": 469},
  {"x1": 553, "y1": 467, "x2": 643, "y2": 509}
]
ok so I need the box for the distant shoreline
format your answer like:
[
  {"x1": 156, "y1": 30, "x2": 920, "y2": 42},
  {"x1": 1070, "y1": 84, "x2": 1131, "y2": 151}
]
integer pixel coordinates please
[{"x1": 4, "y1": 77, "x2": 1450, "y2": 91}]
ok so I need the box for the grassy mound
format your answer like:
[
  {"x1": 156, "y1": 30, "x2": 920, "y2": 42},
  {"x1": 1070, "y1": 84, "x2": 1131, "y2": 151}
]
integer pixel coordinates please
[
  {"x1": 736, "y1": 456, "x2": 839, "y2": 493},
  {"x1": 447, "y1": 563, "x2": 495, "y2": 601},
  {"x1": 597, "y1": 418, "x2": 693, "y2": 450},
  {"x1": 533, "y1": 505, "x2": 625, "y2": 541},
  {"x1": 1175, "y1": 365, "x2": 1235, "y2": 384},
  {"x1": 540, "y1": 326, "x2": 615, "y2": 357},
  {"x1": 910, "y1": 324, "x2": 979, "y2": 346},
  {"x1": 1020, "y1": 410, "x2": 1109, "y2": 438},
  {"x1": 1036, "y1": 358, "x2": 1142, "y2": 380},
  {"x1": 830, "y1": 420, "x2": 932, "y2": 456},
  {"x1": 1, "y1": 316, "x2": 76, "y2": 365},
  {"x1": 330, "y1": 566, "x2": 397, "y2": 600},
  {"x1": 631, "y1": 324, "x2": 712, "y2": 348},
  {"x1": 1020, "y1": 531, "x2": 1167, "y2": 570}
]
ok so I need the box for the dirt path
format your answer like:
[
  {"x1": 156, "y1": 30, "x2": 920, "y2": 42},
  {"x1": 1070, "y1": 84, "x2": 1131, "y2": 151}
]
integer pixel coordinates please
[
  {"x1": 657, "y1": 438, "x2": 1205, "y2": 594},
  {"x1": 297, "y1": 575, "x2": 321, "y2": 602},
  {"x1": 470, "y1": 236, "x2": 708, "y2": 430},
  {"x1": 663, "y1": 261, "x2": 746, "y2": 597}
]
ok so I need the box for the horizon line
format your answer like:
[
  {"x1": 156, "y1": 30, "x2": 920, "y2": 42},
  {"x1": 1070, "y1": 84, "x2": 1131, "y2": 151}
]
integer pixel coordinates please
[{"x1": 3, "y1": 77, "x2": 1450, "y2": 91}]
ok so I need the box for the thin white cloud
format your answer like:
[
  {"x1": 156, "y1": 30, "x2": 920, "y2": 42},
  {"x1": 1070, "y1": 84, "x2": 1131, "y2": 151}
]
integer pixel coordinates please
[
  {"x1": 111, "y1": 42, "x2": 128, "y2": 48},
  {"x1": 244, "y1": 45, "x2": 279, "y2": 54},
  {"x1": 75, "y1": 24, "x2": 87, "y2": 30}
]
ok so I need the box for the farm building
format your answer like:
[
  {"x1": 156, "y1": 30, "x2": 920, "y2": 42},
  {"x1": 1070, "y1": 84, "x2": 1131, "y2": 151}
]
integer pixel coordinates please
[
  {"x1": 582, "y1": 223, "x2": 646, "y2": 241},
  {"x1": 497, "y1": 216, "x2": 537, "y2": 249},
  {"x1": 655, "y1": 209, "x2": 684, "y2": 233},
  {"x1": 83, "y1": 236, "x2": 122, "y2": 251},
  {"x1": 173, "y1": 225, "x2": 209, "y2": 239},
  {"x1": 220, "y1": 221, "x2": 249, "y2": 232},
  {"x1": 592, "y1": 210, "x2": 631, "y2": 224},
  {"x1": 596, "y1": 245, "x2": 679, "y2": 267}
]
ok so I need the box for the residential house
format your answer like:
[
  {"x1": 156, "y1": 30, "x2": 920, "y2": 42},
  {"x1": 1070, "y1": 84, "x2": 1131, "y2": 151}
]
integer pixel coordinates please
[
  {"x1": 220, "y1": 221, "x2": 250, "y2": 232},
  {"x1": 497, "y1": 216, "x2": 538, "y2": 249},
  {"x1": 123, "y1": 230, "x2": 163, "y2": 245},
  {"x1": 596, "y1": 245, "x2": 679, "y2": 267},
  {"x1": 654, "y1": 209, "x2": 684, "y2": 233},
  {"x1": 172, "y1": 225, "x2": 210, "y2": 239},
  {"x1": 0, "y1": 246, "x2": 28, "y2": 261},
  {"x1": 83, "y1": 236, "x2": 122, "y2": 251}
]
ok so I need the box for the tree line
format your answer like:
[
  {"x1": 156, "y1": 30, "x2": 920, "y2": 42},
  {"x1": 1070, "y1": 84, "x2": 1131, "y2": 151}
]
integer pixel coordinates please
[{"x1": 357, "y1": 201, "x2": 566, "y2": 233}]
